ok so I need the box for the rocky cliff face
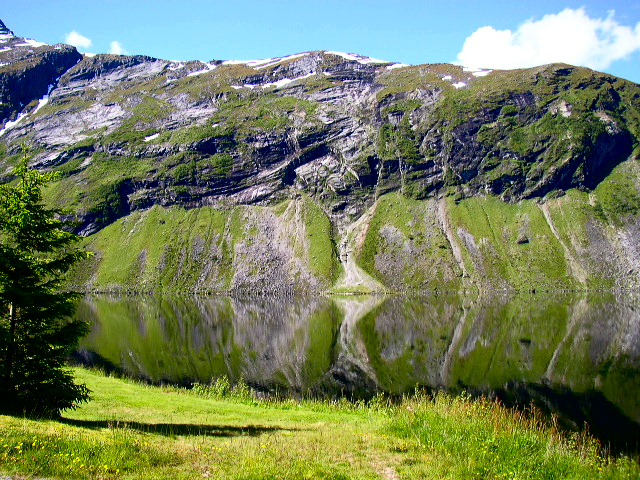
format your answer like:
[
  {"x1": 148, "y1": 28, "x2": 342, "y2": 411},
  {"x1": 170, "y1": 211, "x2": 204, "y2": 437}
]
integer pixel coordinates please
[
  {"x1": 1, "y1": 21, "x2": 639, "y2": 292},
  {"x1": 0, "y1": 31, "x2": 81, "y2": 126}
]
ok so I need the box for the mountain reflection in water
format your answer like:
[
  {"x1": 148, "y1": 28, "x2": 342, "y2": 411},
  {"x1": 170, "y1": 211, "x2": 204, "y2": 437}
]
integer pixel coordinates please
[{"x1": 74, "y1": 291, "x2": 640, "y2": 449}]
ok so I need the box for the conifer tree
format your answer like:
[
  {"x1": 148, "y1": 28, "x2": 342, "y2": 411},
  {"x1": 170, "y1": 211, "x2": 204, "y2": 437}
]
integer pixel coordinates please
[{"x1": 0, "y1": 148, "x2": 90, "y2": 417}]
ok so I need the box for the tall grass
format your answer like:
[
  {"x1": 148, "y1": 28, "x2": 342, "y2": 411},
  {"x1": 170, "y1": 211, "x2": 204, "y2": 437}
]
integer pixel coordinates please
[
  {"x1": 191, "y1": 375, "x2": 253, "y2": 402},
  {"x1": 389, "y1": 391, "x2": 638, "y2": 479}
]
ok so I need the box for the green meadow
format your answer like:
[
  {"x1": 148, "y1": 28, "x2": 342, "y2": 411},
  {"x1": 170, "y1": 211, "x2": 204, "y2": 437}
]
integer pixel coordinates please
[{"x1": 0, "y1": 368, "x2": 637, "y2": 479}]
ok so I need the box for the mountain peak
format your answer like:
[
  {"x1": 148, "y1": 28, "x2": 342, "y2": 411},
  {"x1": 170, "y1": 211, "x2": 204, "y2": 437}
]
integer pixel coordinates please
[{"x1": 0, "y1": 19, "x2": 14, "y2": 37}]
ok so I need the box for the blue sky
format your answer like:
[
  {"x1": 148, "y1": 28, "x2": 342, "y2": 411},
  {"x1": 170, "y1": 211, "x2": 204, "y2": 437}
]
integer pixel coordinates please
[{"x1": 3, "y1": 1, "x2": 640, "y2": 82}]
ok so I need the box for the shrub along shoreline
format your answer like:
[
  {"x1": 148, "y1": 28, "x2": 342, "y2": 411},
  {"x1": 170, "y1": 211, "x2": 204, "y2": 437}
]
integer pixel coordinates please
[{"x1": 0, "y1": 368, "x2": 638, "y2": 479}]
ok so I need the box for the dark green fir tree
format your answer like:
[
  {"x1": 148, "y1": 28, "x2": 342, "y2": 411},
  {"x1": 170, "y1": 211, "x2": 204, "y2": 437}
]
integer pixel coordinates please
[{"x1": 0, "y1": 148, "x2": 91, "y2": 417}]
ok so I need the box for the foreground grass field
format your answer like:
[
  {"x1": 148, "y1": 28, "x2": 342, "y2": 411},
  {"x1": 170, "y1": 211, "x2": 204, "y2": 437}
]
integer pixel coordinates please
[{"x1": 0, "y1": 368, "x2": 638, "y2": 479}]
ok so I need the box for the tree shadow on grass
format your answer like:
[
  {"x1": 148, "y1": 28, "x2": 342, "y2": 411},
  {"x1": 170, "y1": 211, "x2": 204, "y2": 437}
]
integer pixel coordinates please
[{"x1": 60, "y1": 418, "x2": 297, "y2": 438}]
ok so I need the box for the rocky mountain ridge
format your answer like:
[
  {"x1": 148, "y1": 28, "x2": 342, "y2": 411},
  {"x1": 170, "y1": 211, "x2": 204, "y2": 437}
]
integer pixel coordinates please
[
  {"x1": 0, "y1": 19, "x2": 14, "y2": 36},
  {"x1": 1, "y1": 20, "x2": 640, "y2": 293}
]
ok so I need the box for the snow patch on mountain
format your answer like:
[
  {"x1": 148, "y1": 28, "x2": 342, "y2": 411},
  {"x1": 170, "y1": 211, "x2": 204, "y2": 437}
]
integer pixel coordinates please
[
  {"x1": 32, "y1": 96, "x2": 49, "y2": 116},
  {"x1": 231, "y1": 72, "x2": 315, "y2": 90},
  {"x1": 463, "y1": 66, "x2": 493, "y2": 77},
  {"x1": 222, "y1": 53, "x2": 310, "y2": 70},
  {"x1": 187, "y1": 62, "x2": 217, "y2": 77},
  {"x1": 386, "y1": 63, "x2": 409, "y2": 70},
  {"x1": 16, "y1": 38, "x2": 47, "y2": 48},
  {"x1": 0, "y1": 19, "x2": 14, "y2": 37},
  {"x1": 261, "y1": 72, "x2": 315, "y2": 89},
  {"x1": 252, "y1": 53, "x2": 310, "y2": 69},
  {"x1": 0, "y1": 38, "x2": 48, "y2": 50},
  {"x1": 28, "y1": 79, "x2": 59, "y2": 118},
  {"x1": 0, "y1": 112, "x2": 27, "y2": 136},
  {"x1": 168, "y1": 61, "x2": 185, "y2": 71},
  {"x1": 222, "y1": 59, "x2": 255, "y2": 66},
  {"x1": 221, "y1": 51, "x2": 393, "y2": 70},
  {"x1": 325, "y1": 51, "x2": 388, "y2": 64},
  {"x1": 144, "y1": 133, "x2": 160, "y2": 142}
]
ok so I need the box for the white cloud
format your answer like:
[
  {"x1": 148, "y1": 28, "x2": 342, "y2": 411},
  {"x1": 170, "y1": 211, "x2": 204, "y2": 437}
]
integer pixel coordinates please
[
  {"x1": 64, "y1": 30, "x2": 92, "y2": 50},
  {"x1": 109, "y1": 41, "x2": 128, "y2": 55},
  {"x1": 456, "y1": 8, "x2": 640, "y2": 71}
]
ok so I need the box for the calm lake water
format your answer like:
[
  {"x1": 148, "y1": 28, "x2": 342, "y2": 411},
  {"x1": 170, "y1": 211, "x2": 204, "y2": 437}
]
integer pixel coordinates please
[{"x1": 74, "y1": 292, "x2": 640, "y2": 447}]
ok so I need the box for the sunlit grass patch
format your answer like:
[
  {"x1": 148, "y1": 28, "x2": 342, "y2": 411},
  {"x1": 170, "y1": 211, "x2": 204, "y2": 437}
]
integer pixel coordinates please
[
  {"x1": 389, "y1": 391, "x2": 639, "y2": 480},
  {"x1": 0, "y1": 369, "x2": 638, "y2": 479},
  {"x1": 0, "y1": 418, "x2": 173, "y2": 479}
]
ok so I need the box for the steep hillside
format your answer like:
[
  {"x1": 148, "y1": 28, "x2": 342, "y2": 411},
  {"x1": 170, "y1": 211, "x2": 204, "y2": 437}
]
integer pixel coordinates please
[{"x1": 1, "y1": 21, "x2": 639, "y2": 292}]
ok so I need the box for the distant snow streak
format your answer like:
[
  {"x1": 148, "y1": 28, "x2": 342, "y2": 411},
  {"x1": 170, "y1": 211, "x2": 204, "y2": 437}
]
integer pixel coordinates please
[
  {"x1": 260, "y1": 72, "x2": 315, "y2": 89},
  {"x1": 0, "y1": 112, "x2": 27, "y2": 136},
  {"x1": 221, "y1": 59, "x2": 252, "y2": 65},
  {"x1": 221, "y1": 53, "x2": 310, "y2": 70},
  {"x1": 325, "y1": 51, "x2": 388, "y2": 64},
  {"x1": 24, "y1": 38, "x2": 47, "y2": 47},
  {"x1": 13, "y1": 38, "x2": 47, "y2": 48},
  {"x1": 0, "y1": 78, "x2": 63, "y2": 134},
  {"x1": 30, "y1": 80, "x2": 58, "y2": 117},
  {"x1": 252, "y1": 53, "x2": 309, "y2": 69},
  {"x1": 232, "y1": 72, "x2": 315, "y2": 90},
  {"x1": 187, "y1": 62, "x2": 217, "y2": 77},
  {"x1": 222, "y1": 51, "x2": 391, "y2": 69},
  {"x1": 463, "y1": 66, "x2": 493, "y2": 77},
  {"x1": 32, "y1": 97, "x2": 49, "y2": 115},
  {"x1": 386, "y1": 63, "x2": 409, "y2": 70},
  {"x1": 453, "y1": 82, "x2": 467, "y2": 89},
  {"x1": 144, "y1": 133, "x2": 160, "y2": 142}
]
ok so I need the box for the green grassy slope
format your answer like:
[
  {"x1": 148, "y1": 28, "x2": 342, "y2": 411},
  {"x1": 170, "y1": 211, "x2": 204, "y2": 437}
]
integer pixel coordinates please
[
  {"x1": 72, "y1": 159, "x2": 640, "y2": 293},
  {"x1": 352, "y1": 159, "x2": 640, "y2": 292},
  {"x1": 74, "y1": 197, "x2": 341, "y2": 293}
]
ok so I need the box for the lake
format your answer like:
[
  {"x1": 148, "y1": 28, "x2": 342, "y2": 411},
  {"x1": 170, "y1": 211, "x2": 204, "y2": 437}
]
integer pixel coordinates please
[{"x1": 74, "y1": 291, "x2": 640, "y2": 449}]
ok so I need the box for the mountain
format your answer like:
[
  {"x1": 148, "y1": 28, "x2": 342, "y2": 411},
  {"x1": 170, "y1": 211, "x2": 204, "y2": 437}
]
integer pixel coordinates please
[{"x1": 1, "y1": 20, "x2": 640, "y2": 293}]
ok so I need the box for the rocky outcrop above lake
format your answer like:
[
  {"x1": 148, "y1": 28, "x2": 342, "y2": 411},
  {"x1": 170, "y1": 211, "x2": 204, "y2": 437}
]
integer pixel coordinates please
[
  {"x1": 0, "y1": 34, "x2": 81, "y2": 126},
  {"x1": 1, "y1": 20, "x2": 640, "y2": 292}
]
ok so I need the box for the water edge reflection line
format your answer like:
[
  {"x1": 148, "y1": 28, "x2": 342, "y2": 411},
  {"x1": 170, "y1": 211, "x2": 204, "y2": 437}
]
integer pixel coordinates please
[{"x1": 73, "y1": 292, "x2": 640, "y2": 446}]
